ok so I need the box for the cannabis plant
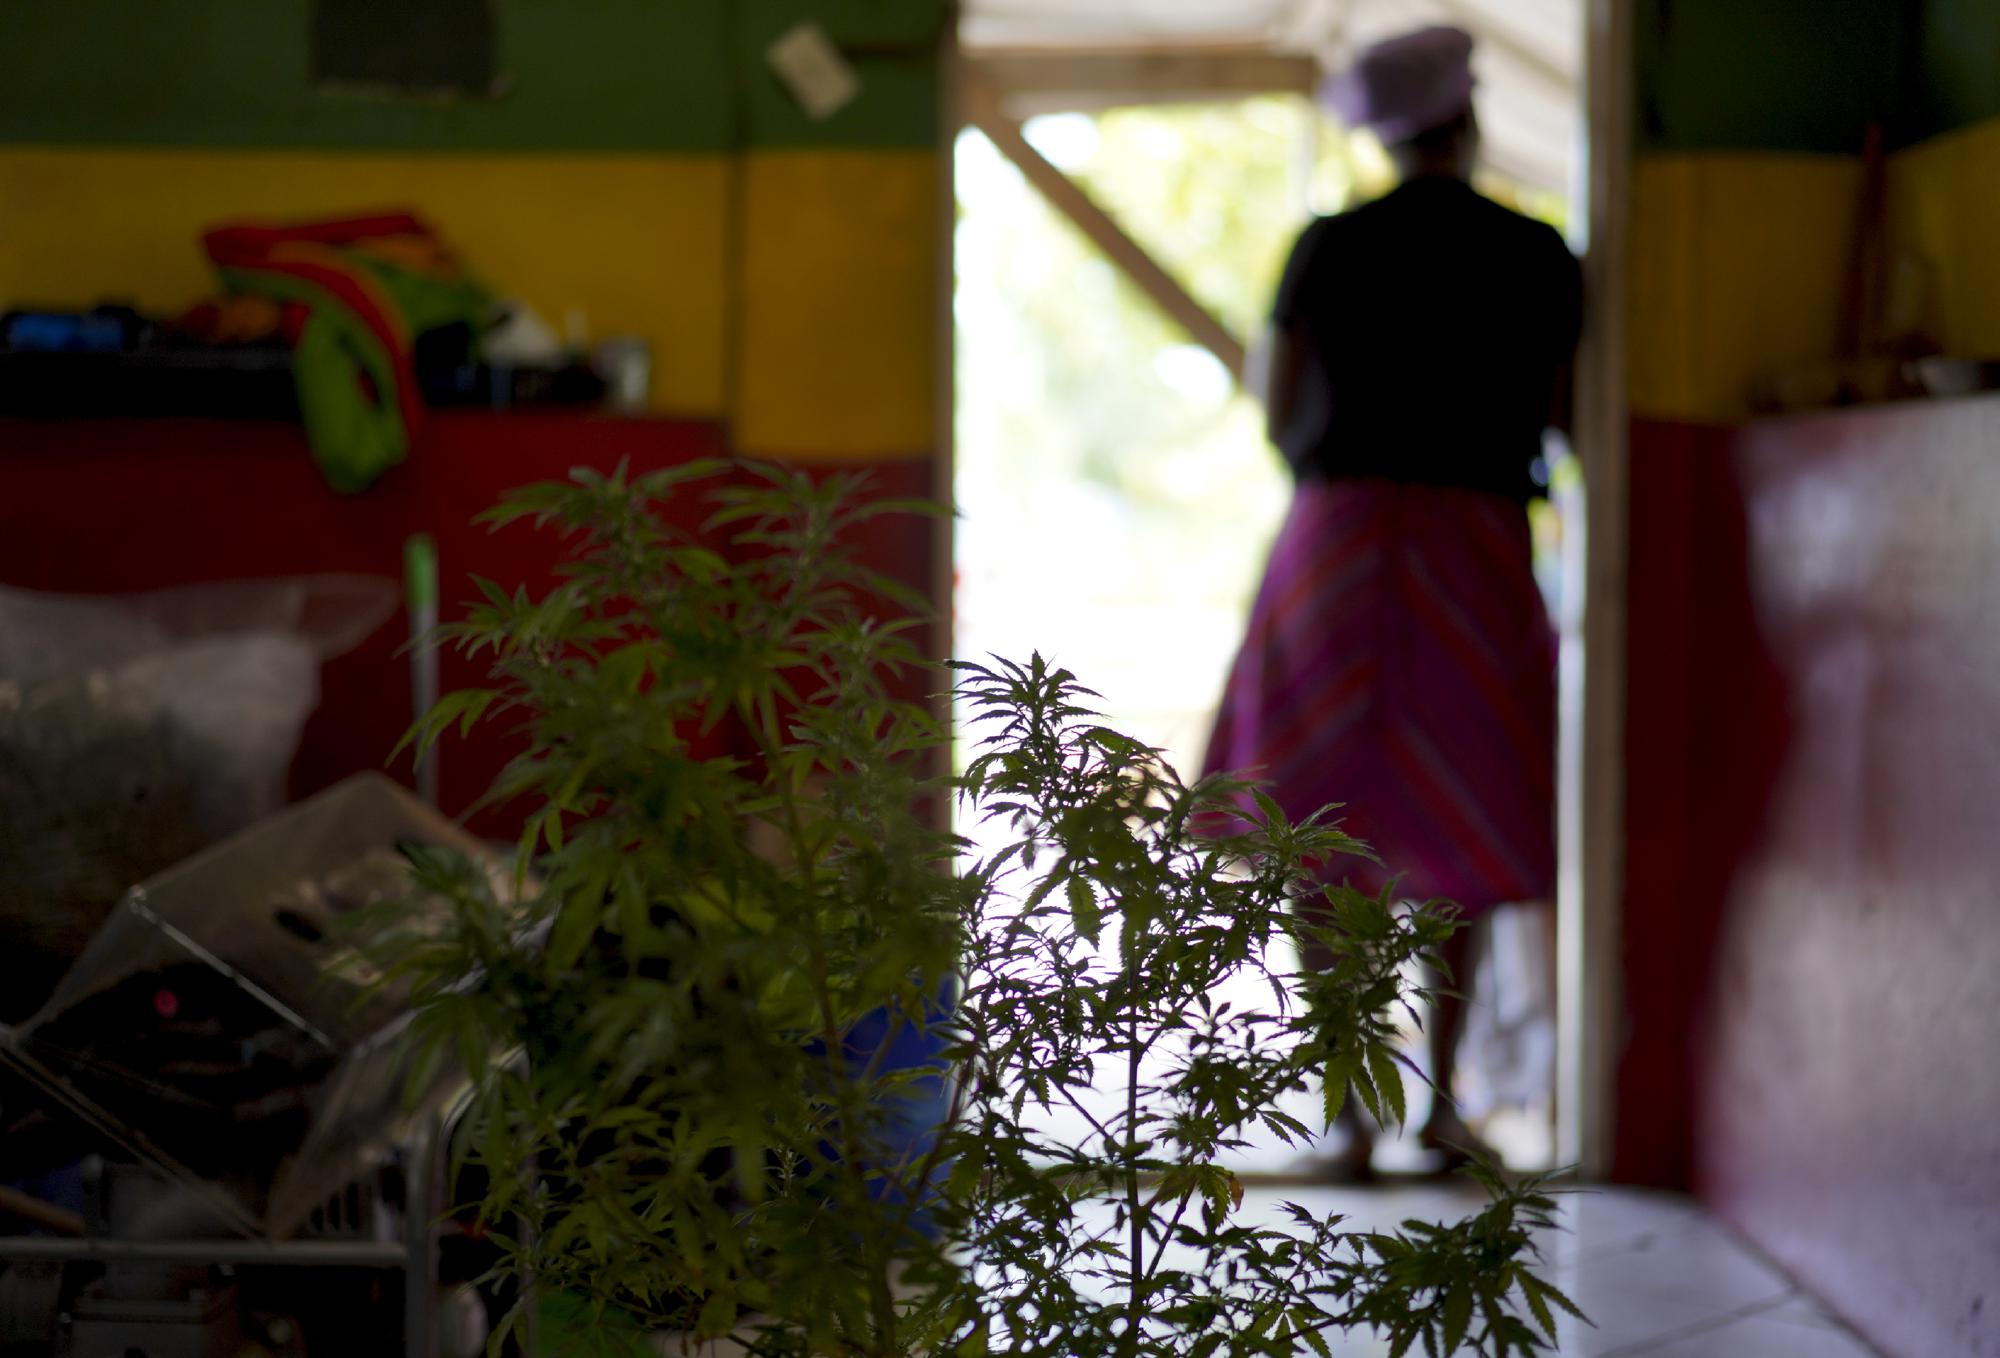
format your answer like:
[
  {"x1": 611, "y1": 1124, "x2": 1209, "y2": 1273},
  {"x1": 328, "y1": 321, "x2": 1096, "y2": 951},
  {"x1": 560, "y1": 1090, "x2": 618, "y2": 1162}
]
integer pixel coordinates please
[{"x1": 377, "y1": 462, "x2": 1578, "y2": 1358}]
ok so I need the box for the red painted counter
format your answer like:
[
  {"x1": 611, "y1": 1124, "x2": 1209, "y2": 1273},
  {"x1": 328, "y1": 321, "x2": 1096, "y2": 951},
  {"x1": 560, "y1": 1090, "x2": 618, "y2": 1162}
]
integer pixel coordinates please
[
  {"x1": 0, "y1": 412, "x2": 728, "y2": 831},
  {"x1": 1618, "y1": 393, "x2": 2000, "y2": 1358},
  {"x1": 1, "y1": 413, "x2": 940, "y2": 836}
]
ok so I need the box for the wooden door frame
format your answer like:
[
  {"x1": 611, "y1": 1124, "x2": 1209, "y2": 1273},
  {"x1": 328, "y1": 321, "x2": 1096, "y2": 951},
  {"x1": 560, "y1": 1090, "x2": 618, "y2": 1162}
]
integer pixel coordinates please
[{"x1": 1558, "y1": 0, "x2": 1631, "y2": 1179}]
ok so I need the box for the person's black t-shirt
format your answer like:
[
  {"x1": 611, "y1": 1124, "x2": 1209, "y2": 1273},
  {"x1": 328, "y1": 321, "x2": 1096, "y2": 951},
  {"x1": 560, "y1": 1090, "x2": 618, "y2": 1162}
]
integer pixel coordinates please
[{"x1": 1271, "y1": 176, "x2": 1582, "y2": 503}]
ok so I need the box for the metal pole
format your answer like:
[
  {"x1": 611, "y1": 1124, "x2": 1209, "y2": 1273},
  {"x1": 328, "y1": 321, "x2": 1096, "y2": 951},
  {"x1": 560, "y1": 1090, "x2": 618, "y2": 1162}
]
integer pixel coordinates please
[
  {"x1": 0, "y1": 1237, "x2": 408, "y2": 1266},
  {"x1": 404, "y1": 1121, "x2": 442, "y2": 1357},
  {"x1": 406, "y1": 533, "x2": 441, "y2": 807}
]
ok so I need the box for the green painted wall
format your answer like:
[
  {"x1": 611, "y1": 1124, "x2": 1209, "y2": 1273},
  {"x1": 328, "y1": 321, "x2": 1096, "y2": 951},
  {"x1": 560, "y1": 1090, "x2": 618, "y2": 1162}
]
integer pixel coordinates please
[
  {"x1": 1633, "y1": 0, "x2": 1905, "y2": 155},
  {"x1": 736, "y1": 0, "x2": 944, "y2": 150},
  {"x1": 1905, "y1": 0, "x2": 2000, "y2": 141},
  {"x1": 1635, "y1": 0, "x2": 2000, "y2": 156},
  {"x1": 0, "y1": 0, "x2": 944, "y2": 152}
]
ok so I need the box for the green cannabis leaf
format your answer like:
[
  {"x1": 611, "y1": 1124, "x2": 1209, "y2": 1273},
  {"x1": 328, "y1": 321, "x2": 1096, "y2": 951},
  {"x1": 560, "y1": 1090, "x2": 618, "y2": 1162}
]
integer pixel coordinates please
[{"x1": 369, "y1": 462, "x2": 1579, "y2": 1358}]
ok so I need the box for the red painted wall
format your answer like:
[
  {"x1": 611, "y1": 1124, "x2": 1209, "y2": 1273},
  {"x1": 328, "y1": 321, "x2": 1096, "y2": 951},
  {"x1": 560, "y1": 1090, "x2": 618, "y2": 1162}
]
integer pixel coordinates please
[
  {"x1": 1618, "y1": 395, "x2": 2000, "y2": 1357},
  {"x1": 0, "y1": 416, "x2": 938, "y2": 838},
  {"x1": 1615, "y1": 418, "x2": 1791, "y2": 1190}
]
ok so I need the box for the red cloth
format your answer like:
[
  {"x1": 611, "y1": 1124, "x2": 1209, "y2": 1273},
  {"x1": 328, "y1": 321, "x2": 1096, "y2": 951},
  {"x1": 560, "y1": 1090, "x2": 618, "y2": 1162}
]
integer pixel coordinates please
[
  {"x1": 1204, "y1": 479, "x2": 1554, "y2": 915},
  {"x1": 204, "y1": 214, "x2": 438, "y2": 438}
]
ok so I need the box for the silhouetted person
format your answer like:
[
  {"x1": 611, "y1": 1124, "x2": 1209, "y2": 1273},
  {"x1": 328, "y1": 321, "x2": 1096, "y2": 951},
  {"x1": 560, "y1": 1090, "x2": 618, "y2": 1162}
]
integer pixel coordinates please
[{"x1": 1205, "y1": 25, "x2": 1581, "y2": 1177}]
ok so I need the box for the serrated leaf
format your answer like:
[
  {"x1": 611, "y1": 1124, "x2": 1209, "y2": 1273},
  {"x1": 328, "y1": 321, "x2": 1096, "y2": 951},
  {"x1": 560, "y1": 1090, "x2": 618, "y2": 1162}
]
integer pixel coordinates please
[
  {"x1": 546, "y1": 898, "x2": 600, "y2": 972},
  {"x1": 1324, "y1": 1059, "x2": 1351, "y2": 1126},
  {"x1": 1442, "y1": 1282, "x2": 1472, "y2": 1353},
  {"x1": 1067, "y1": 875, "x2": 1103, "y2": 945},
  {"x1": 1527, "y1": 1271, "x2": 1589, "y2": 1323},
  {"x1": 1520, "y1": 1275, "x2": 1557, "y2": 1340},
  {"x1": 1367, "y1": 1043, "x2": 1406, "y2": 1128}
]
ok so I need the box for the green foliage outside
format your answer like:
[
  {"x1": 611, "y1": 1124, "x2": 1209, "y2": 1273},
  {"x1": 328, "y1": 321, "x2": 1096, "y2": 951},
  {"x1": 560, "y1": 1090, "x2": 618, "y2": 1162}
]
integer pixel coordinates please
[
  {"x1": 957, "y1": 99, "x2": 1334, "y2": 534},
  {"x1": 372, "y1": 463, "x2": 1580, "y2": 1358}
]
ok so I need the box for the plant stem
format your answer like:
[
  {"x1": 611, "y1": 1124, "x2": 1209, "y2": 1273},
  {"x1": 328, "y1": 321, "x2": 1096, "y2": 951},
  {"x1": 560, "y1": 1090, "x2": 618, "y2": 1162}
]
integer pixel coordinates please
[
  {"x1": 891, "y1": 1037, "x2": 971, "y2": 1239},
  {"x1": 1142, "y1": 1188, "x2": 1194, "y2": 1288},
  {"x1": 732, "y1": 654, "x2": 899, "y2": 1358},
  {"x1": 1123, "y1": 1003, "x2": 1143, "y2": 1358}
]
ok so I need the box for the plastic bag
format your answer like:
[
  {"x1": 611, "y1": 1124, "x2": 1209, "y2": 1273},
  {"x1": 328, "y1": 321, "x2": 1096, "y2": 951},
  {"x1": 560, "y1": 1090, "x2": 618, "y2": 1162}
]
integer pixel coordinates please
[
  {"x1": 5, "y1": 774, "x2": 522, "y2": 1237},
  {"x1": 0, "y1": 577, "x2": 395, "y2": 1022}
]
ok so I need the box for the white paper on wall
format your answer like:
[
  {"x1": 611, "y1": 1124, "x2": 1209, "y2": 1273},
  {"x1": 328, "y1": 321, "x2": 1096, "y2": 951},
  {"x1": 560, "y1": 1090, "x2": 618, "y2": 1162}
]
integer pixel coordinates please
[{"x1": 766, "y1": 21, "x2": 862, "y2": 121}]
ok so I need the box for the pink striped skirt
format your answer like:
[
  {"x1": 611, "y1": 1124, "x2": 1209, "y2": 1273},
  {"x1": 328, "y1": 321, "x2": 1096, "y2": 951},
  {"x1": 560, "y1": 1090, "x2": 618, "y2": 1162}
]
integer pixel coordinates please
[{"x1": 1204, "y1": 479, "x2": 1554, "y2": 916}]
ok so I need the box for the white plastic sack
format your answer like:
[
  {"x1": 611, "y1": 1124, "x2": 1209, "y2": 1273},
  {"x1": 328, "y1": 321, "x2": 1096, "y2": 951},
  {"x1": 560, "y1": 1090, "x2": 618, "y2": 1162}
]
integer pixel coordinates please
[{"x1": 0, "y1": 577, "x2": 395, "y2": 1021}]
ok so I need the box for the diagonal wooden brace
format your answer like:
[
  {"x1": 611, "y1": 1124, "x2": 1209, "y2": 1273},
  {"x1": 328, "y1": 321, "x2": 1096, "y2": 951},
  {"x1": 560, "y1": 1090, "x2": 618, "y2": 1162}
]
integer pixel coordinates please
[{"x1": 961, "y1": 72, "x2": 1248, "y2": 381}]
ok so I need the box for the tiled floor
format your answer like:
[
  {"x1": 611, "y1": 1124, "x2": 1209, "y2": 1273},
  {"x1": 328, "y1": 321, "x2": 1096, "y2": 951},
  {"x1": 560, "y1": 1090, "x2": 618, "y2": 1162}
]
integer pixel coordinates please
[
  {"x1": 656, "y1": 1180, "x2": 1881, "y2": 1358},
  {"x1": 1233, "y1": 1180, "x2": 1884, "y2": 1357}
]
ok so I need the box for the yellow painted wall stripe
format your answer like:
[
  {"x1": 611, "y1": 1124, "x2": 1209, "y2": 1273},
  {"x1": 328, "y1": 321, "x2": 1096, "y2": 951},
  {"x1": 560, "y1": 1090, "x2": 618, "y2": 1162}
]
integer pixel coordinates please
[
  {"x1": 0, "y1": 147, "x2": 731, "y2": 416},
  {"x1": 1628, "y1": 115, "x2": 2000, "y2": 424},
  {"x1": 1627, "y1": 152, "x2": 1859, "y2": 424},
  {"x1": 1889, "y1": 116, "x2": 2000, "y2": 363},
  {"x1": 0, "y1": 146, "x2": 952, "y2": 460},
  {"x1": 734, "y1": 149, "x2": 938, "y2": 461}
]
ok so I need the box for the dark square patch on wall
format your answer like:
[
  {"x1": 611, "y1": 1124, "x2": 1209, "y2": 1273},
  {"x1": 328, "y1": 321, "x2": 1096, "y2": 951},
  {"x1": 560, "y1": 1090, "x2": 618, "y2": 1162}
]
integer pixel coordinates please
[{"x1": 312, "y1": 0, "x2": 501, "y2": 98}]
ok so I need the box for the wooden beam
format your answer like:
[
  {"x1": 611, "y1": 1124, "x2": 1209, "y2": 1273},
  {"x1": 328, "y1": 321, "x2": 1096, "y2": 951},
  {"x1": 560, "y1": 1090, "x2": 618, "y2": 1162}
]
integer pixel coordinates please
[
  {"x1": 960, "y1": 73, "x2": 1248, "y2": 380},
  {"x1": 970, "y1": 47, "x2": 1318, "y2": 105}
]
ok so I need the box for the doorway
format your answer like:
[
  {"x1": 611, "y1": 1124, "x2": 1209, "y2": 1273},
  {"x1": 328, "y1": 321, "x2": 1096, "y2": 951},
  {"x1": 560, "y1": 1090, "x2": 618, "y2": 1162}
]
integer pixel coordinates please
[{"x1": 948, "y1": 39, "x2": 1601, "y2": 1171}]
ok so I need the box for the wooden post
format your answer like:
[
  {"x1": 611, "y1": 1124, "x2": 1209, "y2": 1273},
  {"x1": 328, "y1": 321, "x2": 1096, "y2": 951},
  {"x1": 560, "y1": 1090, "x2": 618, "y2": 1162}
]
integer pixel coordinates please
[{"x1": 1561, "y1": 0, "x2": 1631, "y2": 1182}]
